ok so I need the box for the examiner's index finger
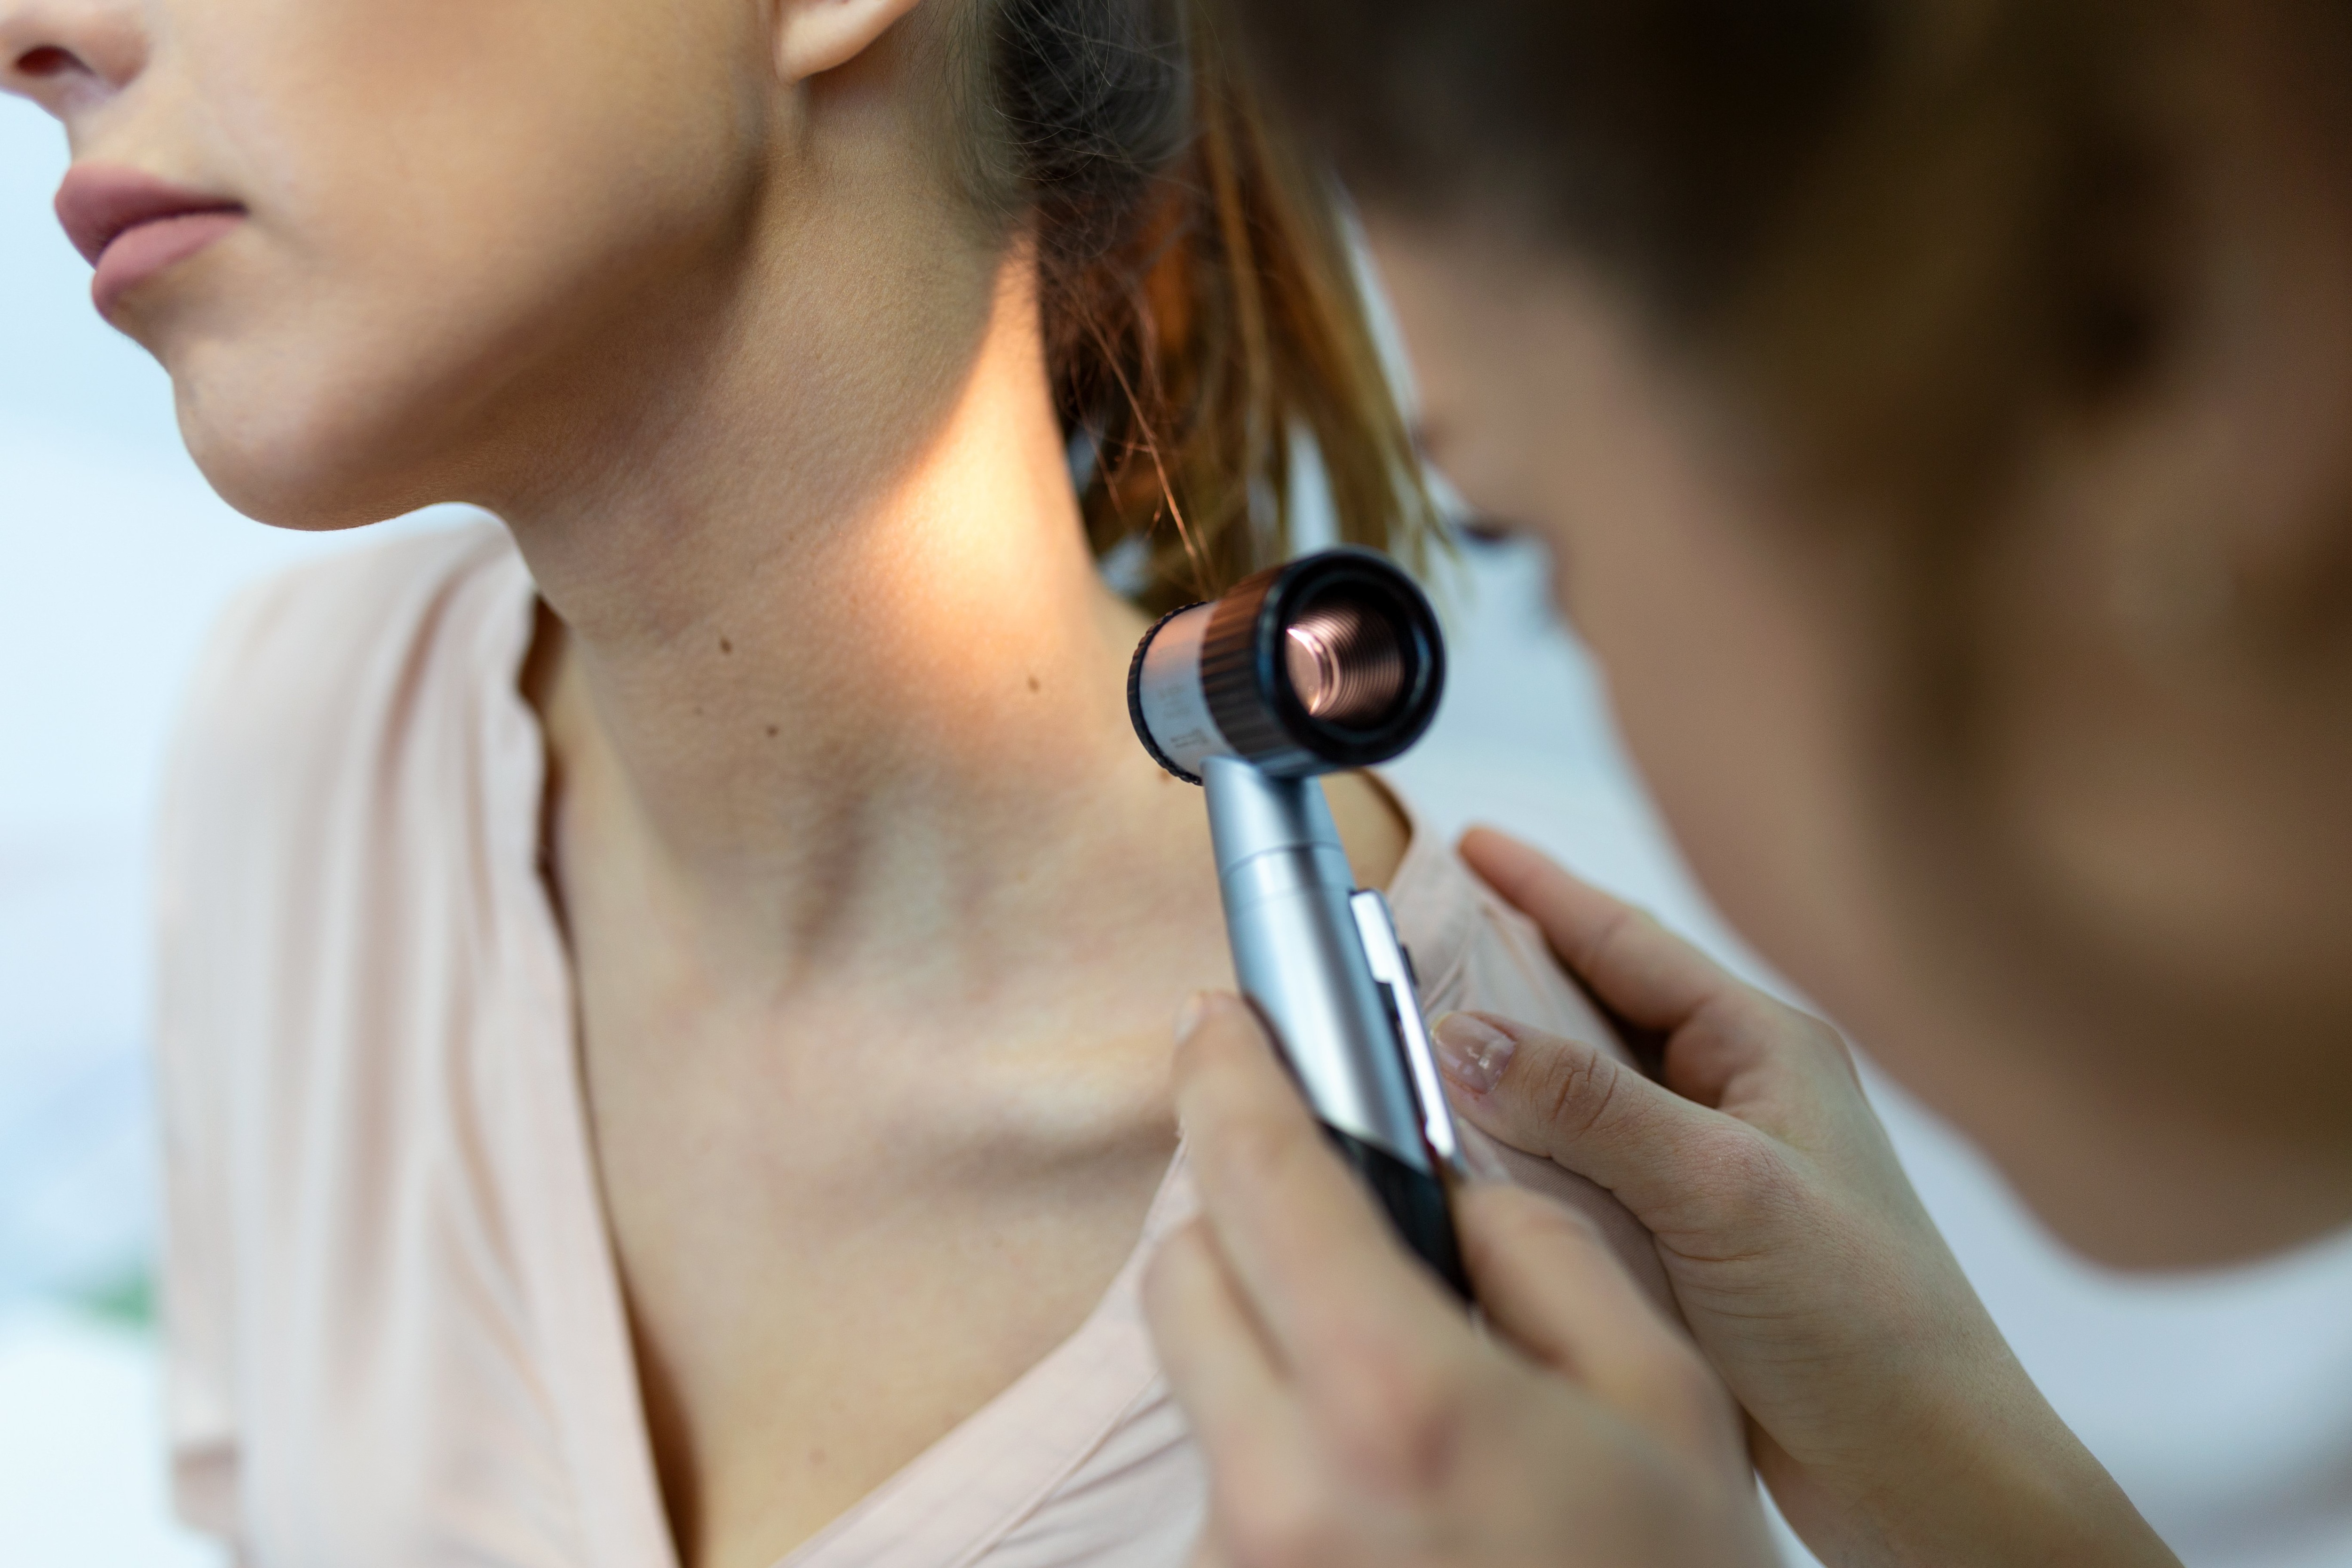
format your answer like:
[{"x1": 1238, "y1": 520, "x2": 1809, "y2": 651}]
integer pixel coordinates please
[
  {"x1": 1171, "y1": 993, "x2": 1463, "y2": 1386},
  {"x1": 1458, "y1": 826, "x2": 1736, "y2": 1036}
]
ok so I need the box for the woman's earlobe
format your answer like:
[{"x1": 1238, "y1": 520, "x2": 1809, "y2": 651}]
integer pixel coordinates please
[{"x1": 772, "y1": 0, "x2": 930, "y2": 84}]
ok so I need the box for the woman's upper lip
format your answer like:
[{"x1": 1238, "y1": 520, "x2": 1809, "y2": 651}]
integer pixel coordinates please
[{"x1": 54, "y1": 163, "x2": 245, "y2": 267}]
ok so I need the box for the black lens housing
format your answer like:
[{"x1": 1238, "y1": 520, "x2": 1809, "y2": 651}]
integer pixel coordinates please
[{"x1": 1194, "y1": 549, "x2": 1445, "y2": 779}]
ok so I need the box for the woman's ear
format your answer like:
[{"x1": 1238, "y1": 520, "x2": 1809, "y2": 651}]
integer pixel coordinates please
[{"x1": 772, "y1": 0, "x2": 931, "y2": 84}]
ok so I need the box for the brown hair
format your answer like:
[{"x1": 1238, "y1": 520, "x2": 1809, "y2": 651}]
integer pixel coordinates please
[
  {"x1": 957, "y1": 0, "x2": 1441, "y2": 613},
  {"x1": 1225, "y1": 0, "x2": 2215, "y2": 503},
  {"x1": 1228, "y1": 0, "x2": 2236, "y2": 738}
]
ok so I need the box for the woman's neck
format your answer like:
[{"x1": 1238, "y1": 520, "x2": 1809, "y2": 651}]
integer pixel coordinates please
[{"x1": 504, "y1": 233, "x2": 1209, "y2": 999}]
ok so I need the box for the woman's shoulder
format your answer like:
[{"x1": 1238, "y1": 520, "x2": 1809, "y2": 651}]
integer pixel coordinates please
[
  {"x1": 184, "y1": 517, "x2": 517, "y2": 728},
  {"x1": 164, "y1": 517, "x2": 526, "y2": 795},
  {"x1": 1383, "y1": 796, "x2": 1619, "y2": 1053},
  {"x1": 155, "y1": 516, "x2": 535, "y2": 935},
  {"x1": 1383, "y1": 798, "x2": 1677, "y2": 1305}
]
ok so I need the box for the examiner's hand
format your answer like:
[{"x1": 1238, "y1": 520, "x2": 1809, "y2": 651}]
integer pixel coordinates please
[
  {"x1": 1144, "y1": 990, "x2": 1775, "y2": 1568},
  {"x1": 1449, "y1": 827, "x2": 2181, "y2": 1568}
]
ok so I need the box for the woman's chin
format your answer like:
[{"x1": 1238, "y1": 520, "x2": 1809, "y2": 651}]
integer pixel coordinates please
[
  {"x1": 1978, "y1": 1098, "x2": 2352, "y2": 1274},
  {"x1": 184, "y1": 440, "x2": 415, "y2": 532},
  {"x1": 177, "y1": 386, "x2": 461, "y2": 533}
]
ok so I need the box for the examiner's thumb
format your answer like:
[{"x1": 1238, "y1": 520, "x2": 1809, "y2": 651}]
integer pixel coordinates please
[{"x1": 1434, "y1": 1011, "x2": 1724, "y2": 1225}]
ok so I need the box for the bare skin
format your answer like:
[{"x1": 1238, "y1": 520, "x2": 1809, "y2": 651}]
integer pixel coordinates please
[{"x1": 0, "y1": 0, "x2": 1416, "y2": 1564}]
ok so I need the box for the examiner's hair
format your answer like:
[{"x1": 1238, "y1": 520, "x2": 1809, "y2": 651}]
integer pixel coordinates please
[
  {"x1": 1224, "y1": 0, "x2": 2198, "y2": 485},
  {"x1": 953, "y1": 0, "x2": 1438, "y2": 613},
  {"x1": 1232, "y1": 0, "x2": 2352, "y2": 734}
]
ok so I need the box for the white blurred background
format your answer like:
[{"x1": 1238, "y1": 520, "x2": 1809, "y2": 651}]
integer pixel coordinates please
[{"x1": 5, "y1": 86, "x2": 2352, "y2": 1568}]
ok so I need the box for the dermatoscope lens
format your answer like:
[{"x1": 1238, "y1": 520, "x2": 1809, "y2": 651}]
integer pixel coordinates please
[
  {"x1": 1128, "y1": 547, "x2": 1445, "y2": 781},
  {"x1": 1284, "y1": 600, "x2": 1407, "y2": 727}
]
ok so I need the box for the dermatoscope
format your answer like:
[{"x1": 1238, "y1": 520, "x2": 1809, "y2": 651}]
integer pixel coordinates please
[{"x1": 1128, "y1": 548, "x2": 1470, "y2": 1299}]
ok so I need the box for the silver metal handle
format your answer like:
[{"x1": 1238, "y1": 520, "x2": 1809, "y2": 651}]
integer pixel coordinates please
[
  {"x1": 1350, "y1": 888, "x2": 1466, "y2": 1179},
  {"x1": 1204, "y1": 757, "x2": 1432, "y2": 1173}
]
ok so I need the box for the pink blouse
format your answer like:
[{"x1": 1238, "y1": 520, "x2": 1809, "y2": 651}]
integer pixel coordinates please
[{"x1": 154, "y1": 521, "x2": 1654, "y2": 1568}]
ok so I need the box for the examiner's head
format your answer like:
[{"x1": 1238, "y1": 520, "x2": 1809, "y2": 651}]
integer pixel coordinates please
[{"x1": 1239, "y1": 0, "x2": 2352, "y2": 1268}]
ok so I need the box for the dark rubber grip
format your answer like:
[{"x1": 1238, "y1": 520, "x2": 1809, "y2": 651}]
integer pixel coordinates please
[{"x1": 1323, "y1": 1124, "x2": 1472, "y2": 1303}]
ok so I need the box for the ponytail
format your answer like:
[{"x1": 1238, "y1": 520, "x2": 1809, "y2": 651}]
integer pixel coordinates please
[{"x1": 972, "y1": 0, "x2": 1440, "y2": 612}]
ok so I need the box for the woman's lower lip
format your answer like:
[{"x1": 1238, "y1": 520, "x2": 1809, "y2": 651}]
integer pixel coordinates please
[{"x1": 91, "y1": 210, "x2": 246, "y2": 318}]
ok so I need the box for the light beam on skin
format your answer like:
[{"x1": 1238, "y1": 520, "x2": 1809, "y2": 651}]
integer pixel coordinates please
[
  {"x1": 532, "y1": 239, "x2": 1206, "y2": 996},
  {"x1": 737, "y1": 267, "x2": 1144, "y2": 763},
  {"x1": 562, "y1": 246, "x2": 1132, "y2": 776}
]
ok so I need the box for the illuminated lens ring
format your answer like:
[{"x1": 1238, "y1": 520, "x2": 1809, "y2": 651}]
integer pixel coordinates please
[{"x1": 1192, "y1": 548, "x2": 1444, "y2": 776}]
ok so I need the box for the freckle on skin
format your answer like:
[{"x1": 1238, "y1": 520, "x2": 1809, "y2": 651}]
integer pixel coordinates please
[
  {"x1": 720, "y1": 637, "x2": 733, "y2": 655},
  {"x1": 1027, "y1": 675, "x2": 1041, "y2": 692},
  {"x1": 765, "y1": 724, "x2": 779, "y2": 738}
]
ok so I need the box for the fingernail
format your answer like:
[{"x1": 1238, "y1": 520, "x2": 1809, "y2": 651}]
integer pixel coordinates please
[
  {"x1": 1175, "y1": 991, "x2": 1213, "y2": 1044},
  {"x1": 1433, "y1": 1012, "x2": 1515, "y2": 1094}
]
